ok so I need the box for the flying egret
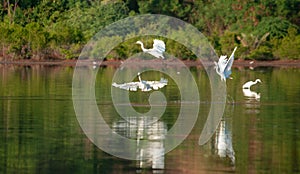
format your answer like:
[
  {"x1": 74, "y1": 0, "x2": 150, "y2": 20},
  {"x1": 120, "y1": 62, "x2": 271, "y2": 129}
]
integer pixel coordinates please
[
  {"x1": 242, "y1": 79, "x2": 262, "y2": 89},
  {"x1": 214, "y1": 47, "x2": 237, "y2": 81},
  {"x1": 136, "y1": 39, "x2": 166, "y2": 59}
]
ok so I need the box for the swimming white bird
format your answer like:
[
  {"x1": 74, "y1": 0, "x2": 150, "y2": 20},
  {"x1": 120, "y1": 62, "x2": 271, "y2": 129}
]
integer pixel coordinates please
[
  {"x1": 214, "y1": 47, "x2": 237, "y2": 81},
  {"x1": 136, "y1": 39, "x2": 166, "y2": 59},
  {"x1": 242, "y1": 79, "x2": 262, "y2": 89}
]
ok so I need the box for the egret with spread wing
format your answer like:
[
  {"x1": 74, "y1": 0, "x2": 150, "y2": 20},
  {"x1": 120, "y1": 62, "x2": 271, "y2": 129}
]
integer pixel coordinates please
[
  {"x1": 112, "y1": 72, "x2": 168, "y2": 92},
  {"x1": 137, "y1": 72, "x2": 152, "y2": 92},
  {"x1": 214, "y1": 47, "x2": 237, "y2": 81},
  {"x1": 136, "y1": 39, "x2": 166, "y2": 59}
]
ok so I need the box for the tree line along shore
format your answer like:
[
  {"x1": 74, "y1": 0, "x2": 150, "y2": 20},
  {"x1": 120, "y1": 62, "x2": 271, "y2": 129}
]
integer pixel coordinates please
[{"x1": 0, "y1": 0, "x2": 299, "y2": 61}]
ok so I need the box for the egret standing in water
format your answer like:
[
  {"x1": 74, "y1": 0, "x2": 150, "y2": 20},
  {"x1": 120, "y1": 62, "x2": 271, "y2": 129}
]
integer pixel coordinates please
[
  {"x1": 214, "y1": 47, "x2": 237, "y2": 81},
  {"x1": 242, "y1": 88, "x2": 261, "y2": 100},
  {"x1": 242, "y1": 79, "x2": 262, "y2": 89},
  {"x1": 92, "y1": 61, "x2": 98, "y2": 69},
  {"x1": 136, "y1": 39, "x2": 166, "y2": 59}
]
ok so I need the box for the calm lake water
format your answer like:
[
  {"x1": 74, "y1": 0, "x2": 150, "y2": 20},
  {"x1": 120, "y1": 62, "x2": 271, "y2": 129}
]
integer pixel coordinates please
[{"x1": 0, "y1": 64, "x2": 299, "y2": 173}]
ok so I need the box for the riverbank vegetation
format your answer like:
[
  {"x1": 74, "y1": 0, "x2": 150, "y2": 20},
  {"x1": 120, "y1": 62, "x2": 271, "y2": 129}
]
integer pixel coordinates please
[{"x1": 0, "y1": 0, "x2": 299, "y2": 60}]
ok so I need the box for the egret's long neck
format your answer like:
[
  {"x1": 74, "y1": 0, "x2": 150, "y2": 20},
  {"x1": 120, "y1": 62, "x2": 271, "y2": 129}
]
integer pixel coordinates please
[
  {"x1": 215, "y1": 65, "x2": 225, "y2": 80},
  {"x1": 255, "y1": 79, "x2": 260, "y2": 84},
  {"x1": 138, "y1": 42, "x2": 146, "y2": 52},
  {"x1": 215, "y1": 66, "x2": 221, "y2": 75},
  {"x1": 138, "y1": 74, "x2": 142, "y2": 82}
]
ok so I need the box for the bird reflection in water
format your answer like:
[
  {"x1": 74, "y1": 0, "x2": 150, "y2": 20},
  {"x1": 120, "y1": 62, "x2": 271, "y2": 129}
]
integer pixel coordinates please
[
  {"x1": 202, "y1": 104, "x2": 236, "y2": 166},
  {"x1": 215, "y1": 118, "x2": 235, "y2": 165},
  {"x1": 243, "y1": 88, "x2": 261, "y2": 114},
  {"x1": 112, "y1": 116, "x2": 167, "y2": 171}
]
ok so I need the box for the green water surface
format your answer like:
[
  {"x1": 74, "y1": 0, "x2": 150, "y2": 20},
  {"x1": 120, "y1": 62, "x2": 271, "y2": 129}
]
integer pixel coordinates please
[{"x1": 0, "y1": 65, "x2": 299, "y2": 173}]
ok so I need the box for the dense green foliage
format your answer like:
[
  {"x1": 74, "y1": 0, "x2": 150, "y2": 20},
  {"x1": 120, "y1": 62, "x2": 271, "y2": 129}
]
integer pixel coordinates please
[{"x1": 0, "y1": 0, "x2": 299, "y2": 60}]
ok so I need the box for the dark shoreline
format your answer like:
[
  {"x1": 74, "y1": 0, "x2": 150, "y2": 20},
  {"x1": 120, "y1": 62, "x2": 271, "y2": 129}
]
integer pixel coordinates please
[{"x1": 1, "y1": 59, "x2": 300, "y2": 68}]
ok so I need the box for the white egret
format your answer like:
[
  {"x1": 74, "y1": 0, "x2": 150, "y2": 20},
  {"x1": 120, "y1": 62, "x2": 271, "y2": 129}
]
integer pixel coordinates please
[
  {"x1": 136, "y1": 39, "x2": 166, "y2": 59},
  {"x1": 242, "y1": 88, "x2": 261, "y2": 100},
  {"x1": 112, "y1": 72, "x2": 168, "y2": 92},
  {"x1": 137, "y1": 72, "x2": 152, "y2": 92},
  {"x1": 242, "y1": 79, "x2": 262, "y2": 89},
  {"x1": 214, "y1": 47, "x2": 237, "y2": 81},
  {"x1": 137, "y1": 72, "x2": 168, "y2": 91},
  {"x1": 92, "y1": 61, "x2": 98, "y2": 69}
]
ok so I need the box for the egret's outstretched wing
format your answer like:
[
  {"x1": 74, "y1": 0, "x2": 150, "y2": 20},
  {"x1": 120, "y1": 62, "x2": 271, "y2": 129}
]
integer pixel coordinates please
[
  {"x1": 224, "y1": 47, "x2": 237, "y2": 78},
  {"x1": 112, "y1": 82, "x2": 139, "y2": 91},
  {"x1": 113, "y1": 72, "x2": 168, "y2": 92},
  {"x1": 153, "y1": 39, "x2": 165, "y2": 53},
  {"x1": 224, "y1": 47, "x2": 237, "y2": 72},
  {"x1": 147, "y1": 78, "x2": 168, "y2": 90}
]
